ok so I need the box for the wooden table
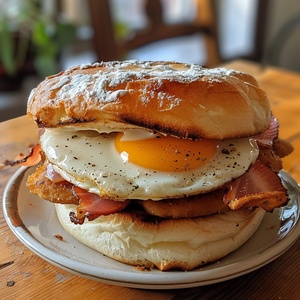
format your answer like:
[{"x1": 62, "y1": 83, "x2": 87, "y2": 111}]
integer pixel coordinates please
[{"x1": 1, "y1": 60, "x2": 300, "y2": 299}]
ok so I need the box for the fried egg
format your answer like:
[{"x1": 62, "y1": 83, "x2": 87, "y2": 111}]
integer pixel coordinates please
[{"x1": 40, "y1": 128, "x2": 259, "y2": 200}]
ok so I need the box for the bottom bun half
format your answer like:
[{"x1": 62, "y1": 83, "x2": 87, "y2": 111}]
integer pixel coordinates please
[{"x1": 55, "y1": 204, "x2": 265, "y2": 271}]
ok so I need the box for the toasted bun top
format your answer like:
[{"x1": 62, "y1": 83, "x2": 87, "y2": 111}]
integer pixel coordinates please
[{"x1": 27, "y1": 60, "x2": 271, "y2": 139}]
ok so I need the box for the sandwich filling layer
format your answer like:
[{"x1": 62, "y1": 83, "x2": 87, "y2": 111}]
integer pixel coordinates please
[{"x1": 40, "y1": 128, "x2": 259, "y2": 200}]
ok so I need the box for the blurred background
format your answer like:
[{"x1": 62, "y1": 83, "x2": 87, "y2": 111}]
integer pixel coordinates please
[{"x1": 1, "y1": 0, "x2": 300, "y2": 122}]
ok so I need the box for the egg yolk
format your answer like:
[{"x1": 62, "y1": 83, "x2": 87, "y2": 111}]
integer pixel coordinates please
[{"x1": 115, "y1": 132, "x2": 217, "y2": 172}]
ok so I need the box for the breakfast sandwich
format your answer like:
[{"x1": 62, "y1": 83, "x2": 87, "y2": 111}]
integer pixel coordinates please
[{"x1": 24, "y1": 60, "x2": 293, "y2": 271}]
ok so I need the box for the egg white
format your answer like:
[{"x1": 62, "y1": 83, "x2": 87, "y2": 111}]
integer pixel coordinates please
[{"x1": 40, "y1": 128, "x2": 259, "y2": 200}]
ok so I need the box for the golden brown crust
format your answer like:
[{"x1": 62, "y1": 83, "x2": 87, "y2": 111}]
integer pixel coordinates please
[
  {"x1": 27, "y1": 61, "x2": 271, "y2": 139},
  {"x1": 273, "y1": 138, "x2": 294, "y2": 158},
  {"x1": 26, "y1": 163, "x2": 78, "y2": 204},
  {"x1": 139, "y1": 188, "x2": 230, "y2": 218},
  {"x1": 258, "y1": 144, "x2": 283, "y2": 172}
]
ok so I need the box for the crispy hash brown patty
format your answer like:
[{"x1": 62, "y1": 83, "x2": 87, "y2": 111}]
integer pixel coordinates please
[
  {"x1": 27, "y1": 162, "x2": 230, "y2": 218},
  {"x1": 27, "y1": 163, "x2": 78, "y2": 205}
]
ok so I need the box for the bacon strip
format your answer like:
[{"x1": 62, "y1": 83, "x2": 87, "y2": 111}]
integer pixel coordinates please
[
  {"x1": 3, "y1": 144, "x2": 41, "y2": 167},
  {"x1": 70, "y1": 186, "x2": 131, "y2": 224},
  {"x1": 253, "y1": 116, "x2": 279, "y2": 146},
  {"x1": 224, "y1": 161, "x2": 288, "y2": 211},
  {"x1": 45, "y1": 163, "x2": 66, "y2": 183}
]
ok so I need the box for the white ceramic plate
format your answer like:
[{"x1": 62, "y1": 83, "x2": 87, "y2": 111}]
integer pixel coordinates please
[{"x1": 3, "y1": 167, "x2": 300, "y2": 289}]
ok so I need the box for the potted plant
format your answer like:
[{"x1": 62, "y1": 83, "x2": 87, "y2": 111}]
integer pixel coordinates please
[{"x1": 0, "y1": 0, "x2": 76, "y2": 90}]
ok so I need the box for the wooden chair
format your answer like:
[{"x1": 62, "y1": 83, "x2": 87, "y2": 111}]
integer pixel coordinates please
[
  {"x1": 87, "y1": 0, "x2": 221, "y2": 67},
  {"x1": 264, "y1": 13, "x2": 300, "y2": 69},
  {"x1": 245, "y1": 0, "x2": 270, "y2": 63}
]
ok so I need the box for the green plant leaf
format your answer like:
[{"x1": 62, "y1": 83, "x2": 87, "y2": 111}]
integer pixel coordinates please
[
  {"x1": 32, "y1": 21, "x2": 50, "y2": 47},
  {"x1": 0, "y1": 18, "x2": 17, "y2": 75},
  {"x1": 34, "y1": 53, "x2": 58, "y2": 77},
  {"x1": 55, "y1": 23, "x2": 76, "y2": 49},
  {"x1": 15, "y1": 33, "x2": 30, "y2": 68}
]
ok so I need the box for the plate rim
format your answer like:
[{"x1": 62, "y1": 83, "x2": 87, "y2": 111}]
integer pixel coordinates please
[{"x1": 3, "y1": 166, "x2": 300, "y2": 289}]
